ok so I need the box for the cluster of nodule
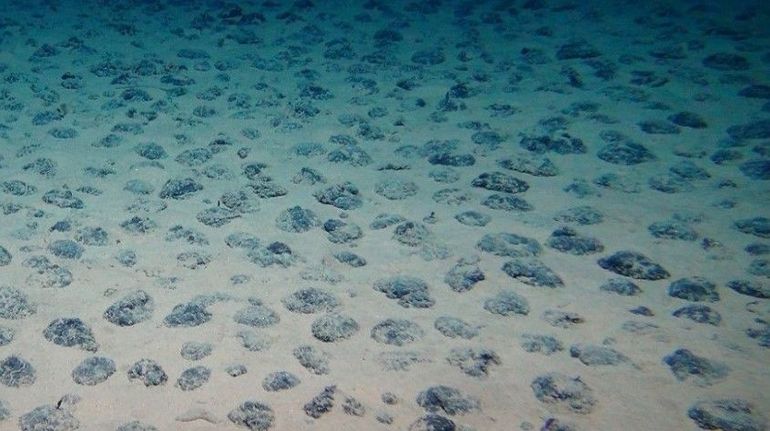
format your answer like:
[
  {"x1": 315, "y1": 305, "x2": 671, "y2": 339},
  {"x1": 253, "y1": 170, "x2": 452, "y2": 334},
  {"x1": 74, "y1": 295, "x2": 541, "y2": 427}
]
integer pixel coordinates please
[{"x1": 0, "y1": 0, "x2": 769, "y2": 430}]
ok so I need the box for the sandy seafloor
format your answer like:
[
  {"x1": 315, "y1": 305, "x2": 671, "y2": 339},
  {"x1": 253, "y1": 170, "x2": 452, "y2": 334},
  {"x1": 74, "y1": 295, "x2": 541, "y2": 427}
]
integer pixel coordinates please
[{"x1": 0, "y1": 0, "x2": 770, "y2": 430}]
